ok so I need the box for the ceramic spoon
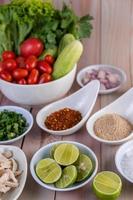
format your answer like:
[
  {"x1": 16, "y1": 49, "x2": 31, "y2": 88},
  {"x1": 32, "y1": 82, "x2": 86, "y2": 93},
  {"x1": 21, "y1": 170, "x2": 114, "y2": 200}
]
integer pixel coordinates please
[
  {"x1": 86, "y1": 87, "x2": 133, "y2": 145},
  {"x1": 36, "y1": 80, "x2": 100, "y2": 136}
]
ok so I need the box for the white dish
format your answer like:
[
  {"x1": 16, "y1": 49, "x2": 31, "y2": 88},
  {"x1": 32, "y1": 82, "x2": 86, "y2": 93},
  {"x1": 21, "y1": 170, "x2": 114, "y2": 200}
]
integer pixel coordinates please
[
  {"x1": 0, "y1": 65, "x2": 77, "y2": 106},
  {"x1": 77, "y1": 64, "x2": 127, "y2": 94},
  {"x1": 86, "y1": 87, "x2": 133, "y2": 145},
  {"x1": 0, "y1": 145, "x2": 27, "y2": 200},
  {"x1": 115, "y1": 140, "x2": 133, "y2": 183},
  {"x1": 30, "y1": 141, "x2": 98, "y2": 192},
  {"x1": 36, "y1": 80, "x2": 100, "y2": 136},
  {"x1": 0, "y1": 106, "x2": 33, "y2": 144}
]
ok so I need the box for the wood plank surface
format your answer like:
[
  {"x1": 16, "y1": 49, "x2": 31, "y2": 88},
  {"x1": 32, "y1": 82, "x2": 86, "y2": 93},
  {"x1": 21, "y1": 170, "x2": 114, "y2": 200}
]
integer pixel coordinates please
[{"x1": 0, "y1": 0, "x2": 133, "y2": 200}]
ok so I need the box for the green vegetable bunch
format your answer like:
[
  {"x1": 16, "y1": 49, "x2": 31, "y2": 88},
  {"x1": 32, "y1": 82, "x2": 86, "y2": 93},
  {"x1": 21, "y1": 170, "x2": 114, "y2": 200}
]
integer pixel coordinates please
[
  {"x1": 0, "y1": 110, "x2": 28, "y2": 141},
  {"x1": 0, "y1": 0, "x2": 93, "y2": 56}
]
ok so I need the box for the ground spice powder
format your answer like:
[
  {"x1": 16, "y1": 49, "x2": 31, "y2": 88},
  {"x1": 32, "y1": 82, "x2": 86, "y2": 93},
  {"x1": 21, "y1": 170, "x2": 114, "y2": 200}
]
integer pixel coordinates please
[
  {"x1": 45, "y1": 108, "x2": 82, "y2": 131},
  {"x1": 94, "y1": 113, "x2": 133, "y2": 141}
]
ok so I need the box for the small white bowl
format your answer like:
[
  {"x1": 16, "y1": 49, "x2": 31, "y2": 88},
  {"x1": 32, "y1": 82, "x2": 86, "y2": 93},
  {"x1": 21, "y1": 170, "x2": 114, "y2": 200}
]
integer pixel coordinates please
[
  {"x1": 30, "y1": 141, "x2": 98, "y2": 191},
  {"x1": 36, "y1": 80, "x2": 100, "y2": 136},
  {"x1": 0, "y1": 145, "x2": 27, "y2": 200},
  {"x1": 86, "y1": 88, "x2": 133, "y2": 145},
  {"x1": 115, "y1": 140, "x2": 133, "y2": 183},
  {"x1": 0, "y1": 106, "x2": 33, "y2": 144},
  {"x1": 77, "y1": 64, "x2": 127, "y2": 94},
  {"x1": 0, "y1": 65, "x2": 77, "y2": 105}
]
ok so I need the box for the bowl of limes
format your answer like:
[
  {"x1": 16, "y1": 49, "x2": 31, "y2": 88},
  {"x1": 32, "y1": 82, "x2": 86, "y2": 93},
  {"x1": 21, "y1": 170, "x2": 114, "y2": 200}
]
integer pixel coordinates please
[{"x1": 30, "y1": 141, "x2": 98, "y2": 191}]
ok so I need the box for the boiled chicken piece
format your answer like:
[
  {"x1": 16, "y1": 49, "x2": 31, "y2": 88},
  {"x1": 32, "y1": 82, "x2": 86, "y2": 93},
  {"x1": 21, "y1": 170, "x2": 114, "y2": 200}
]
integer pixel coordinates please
[{"x1": 0, "y1": 151, "x2": 21, "y2": 197}]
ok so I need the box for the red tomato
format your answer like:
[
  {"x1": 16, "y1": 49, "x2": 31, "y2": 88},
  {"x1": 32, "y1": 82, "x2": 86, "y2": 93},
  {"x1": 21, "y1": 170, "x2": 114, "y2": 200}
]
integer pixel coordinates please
[
  {"x1": 37, "y1": 60, "x2": 52, "y2": 74},
  {"x1": 0, "y1": 61, "x2": 3, "y2": 73},
  {"x1": 0, "y1": 71, "x2": 12, "y2": 82},
  {"x1": 18, "y1": 78, "x2": 27, "y2": 85},
  {"x1": 38, "y1": 73, "x2": 52, "y2": 84},
  {"x1": 28, "y1": 69, "x2": 39, "y2": 84},
  {"x1": 13, "y1": 68, "x2": 28, "y2": 80},
  {"x1": 3, "y1": 59, "x2": 17, "y2": 71},
  {"x1": 25, "y1": 55, "x2": 37, "y2": 71},
  {"x1": 16, "y1": 56, "x2": 26, "y2": 68},
  {"x1": 44, "y1": 55, "x2": 54, "y2": 65},
  {"x1": 20, "y1": 38, "x2": 44, "y2": 58},
  {"x1": 2, "y1": 51, "x2": 16, "y2": 61}
]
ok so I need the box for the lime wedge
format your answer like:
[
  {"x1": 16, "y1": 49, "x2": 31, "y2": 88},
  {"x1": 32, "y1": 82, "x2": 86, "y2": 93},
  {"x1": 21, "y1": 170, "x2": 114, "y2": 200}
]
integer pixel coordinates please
[
  {"x1": 36, "y1": 158, "x2": 62, "y2": 184},
  {"x1": 93, "y1": 171, "x2": 122, "y2": 200},
  {"x1": 74, "y1": 154, "x2": 93, "y2": 182},
  {"x1": 55, "y1": 165, "x2": 77, "y2": 188},
  {"x1": 50, "y1": 144, "x2": 59, "y2": 159},
  {"x1": 54, "y1": 143, "x2": 79, "y2": 166}
]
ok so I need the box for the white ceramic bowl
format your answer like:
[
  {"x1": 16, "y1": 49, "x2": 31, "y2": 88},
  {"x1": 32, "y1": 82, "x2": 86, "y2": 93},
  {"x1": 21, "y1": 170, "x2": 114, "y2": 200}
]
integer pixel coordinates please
[
  {"x1": 77, "y1": 64, "x2": 127, "y2": 94},
  {"x1": 30, "y1": 141, "x2": 98, "y2": 191},
  {"x1": 0, "y1": 145, "x2": 27, "y2": 200},
  {"x1": 0, "y1": 106, "x2": 33, "y2": 144},
  {"x1": 36, "y1": 80, "x2": 100, "y2": 136},
  {"x1": 0, "y1": 65, "x2": 77, "y2": 105},
  {"x1": 86, "y1": 88, "x2": 133, "y2": 145},
  {"x1": 115, "y1": 140, "x2": 133, "y2": 183}
]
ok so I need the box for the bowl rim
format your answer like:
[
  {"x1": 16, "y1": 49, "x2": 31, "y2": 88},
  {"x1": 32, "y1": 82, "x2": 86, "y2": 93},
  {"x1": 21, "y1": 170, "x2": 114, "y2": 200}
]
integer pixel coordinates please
[
  {"x1": 0, "y1": 145, "x2": 28, "y2": 199},
  {"x1": 76, "y1": 64, "x2": 127, "y2": 93},
  {"x1": 0, "y1": 105, "x2": 33, "y2": 144},
  {"x1": 30, "y1": 140, "x2": 98, "y2": 191},
  {"x1": 0, "y1": 65, "x2": 77, "y2": 88},
  {"x1": 115, "y1": 140, "x2": 133, "y2": 183}
]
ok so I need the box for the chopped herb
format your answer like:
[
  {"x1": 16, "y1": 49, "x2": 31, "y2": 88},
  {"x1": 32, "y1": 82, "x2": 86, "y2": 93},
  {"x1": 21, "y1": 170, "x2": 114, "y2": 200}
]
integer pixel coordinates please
[{"x1": 0, "y1": 110, "x2": 28, "y2": 141}]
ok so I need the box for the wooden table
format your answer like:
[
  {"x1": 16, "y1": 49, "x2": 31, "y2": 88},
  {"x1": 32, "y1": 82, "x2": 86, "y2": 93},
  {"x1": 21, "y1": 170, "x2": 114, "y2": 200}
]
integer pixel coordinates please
[{"x1": 1, "y1": 0, "x2": 133, "y2": 199}]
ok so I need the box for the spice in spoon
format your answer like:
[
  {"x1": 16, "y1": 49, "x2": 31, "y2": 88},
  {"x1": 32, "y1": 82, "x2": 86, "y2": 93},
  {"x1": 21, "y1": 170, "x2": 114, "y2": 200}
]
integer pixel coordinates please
[
  {"x1": 94, "y1": 113, "x2": 133, "y2": 141},
  {"x1": 45, "y1": 108, "x2": 82, "y2": 131}
]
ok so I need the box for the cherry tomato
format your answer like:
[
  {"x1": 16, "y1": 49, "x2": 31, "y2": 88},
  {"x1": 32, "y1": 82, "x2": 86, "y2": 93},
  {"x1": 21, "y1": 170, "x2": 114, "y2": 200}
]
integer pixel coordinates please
[
  {"x1": 16, "y1": 56, "x2": 26, "y2": 68},
  {"x1": 0, "y1": 61, "x2": 3, "y2": 73},
  {"x1": 37, "y1": 60, "x2": 52, "y2": 74},
  {"x1": 28, "y1": 69, "x2": 39, "y2": 84},
  {"x1": 38, "y1": 73, "x2": 52, "y2": 84},
  {"x1": 44, "y1": 55, "x2": 54, "y2": 65},
  {"x1": 3, "y1": 59, "x2": 17, "y2": 71},
  {"x1": 18, "y1": 78, "x2": 27, "y2": 85},
  {"x1": 13, "y1": 68, "x2": 28, "y2": 80},
  {"x1": 20, "y1": 38, "x2": 44, "y2": 58},
  {"x1": 25, "y1": 55, "x2": 37, "y2": 71},
  {"x1": 2, "y1": 51, "x2": 16, "y2": 61},
  {"x1": 0, "y1": 71, "x2": 12, "y2": 82}
]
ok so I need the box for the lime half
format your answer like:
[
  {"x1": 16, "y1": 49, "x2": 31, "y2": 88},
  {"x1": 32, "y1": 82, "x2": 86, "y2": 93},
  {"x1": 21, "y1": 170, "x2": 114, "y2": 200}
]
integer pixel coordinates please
[
  {"x1": 75, "y1": 154, "x2": 93, "y2": 182},
  {"x1": 93, "y1": 171, "x2": 122, "y2": 200},
  {"x1": 50, "y1": 144, "x2": 59, "y2": 159},
  {"x1": 55, "y1": 165, "x2": 77, "y2": 188},
  {"x1": 54, "y1": 143, "x2": 79, "y2": 166},
  {"x1": 36, "y1": 158, "x2": 62, "y2": 184}
]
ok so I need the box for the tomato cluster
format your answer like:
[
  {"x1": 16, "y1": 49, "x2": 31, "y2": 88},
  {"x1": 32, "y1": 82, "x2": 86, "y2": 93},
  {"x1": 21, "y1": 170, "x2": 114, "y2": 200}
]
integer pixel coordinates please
[{"x1": 0, "y1": 38, "x2": 54, "y2": 85}]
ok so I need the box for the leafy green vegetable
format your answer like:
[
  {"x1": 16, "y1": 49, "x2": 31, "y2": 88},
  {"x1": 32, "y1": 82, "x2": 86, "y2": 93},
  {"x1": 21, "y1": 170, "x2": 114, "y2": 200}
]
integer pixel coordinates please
[
  {"x1": 69, "y1": 15, "x2": 93, "y2": 39},
  {"x1": 0, "y1": 110, "x2": 28, "y2": 141},
  {"x1": 0, "y1": 0, "x2": 93, "y2": 56}
]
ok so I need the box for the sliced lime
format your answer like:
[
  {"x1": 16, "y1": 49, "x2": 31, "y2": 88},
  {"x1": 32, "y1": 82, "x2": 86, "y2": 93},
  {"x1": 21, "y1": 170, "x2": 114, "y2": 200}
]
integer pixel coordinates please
[
  {"x1": 36, "y1": 158, "x2": 62, "y2": 184},
  {"x1": 93, "y1": 171, "x2": 122, "y2": 200},
  {"x1": 55, "y1": 165, "x2": 77, "y2": 188},
  {"x1": 50, "y1": 144, "x2": 60, "y2": 159},
  {"x1": 54, "y1": 143, "x2": 79, "y2": 166},
  {"x1": 74, "y1": 154, "x2": 93, "y2": 182}
]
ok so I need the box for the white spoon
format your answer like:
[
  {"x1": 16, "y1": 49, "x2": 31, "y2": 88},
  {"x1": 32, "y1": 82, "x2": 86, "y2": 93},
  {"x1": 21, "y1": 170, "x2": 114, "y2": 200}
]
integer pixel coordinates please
[
  {"x1": 36, "y1": 80, "x2": 100, "y2": 136},
  {"x1": 86, "y1": 87, "x2": 133, "y2": 145}
]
